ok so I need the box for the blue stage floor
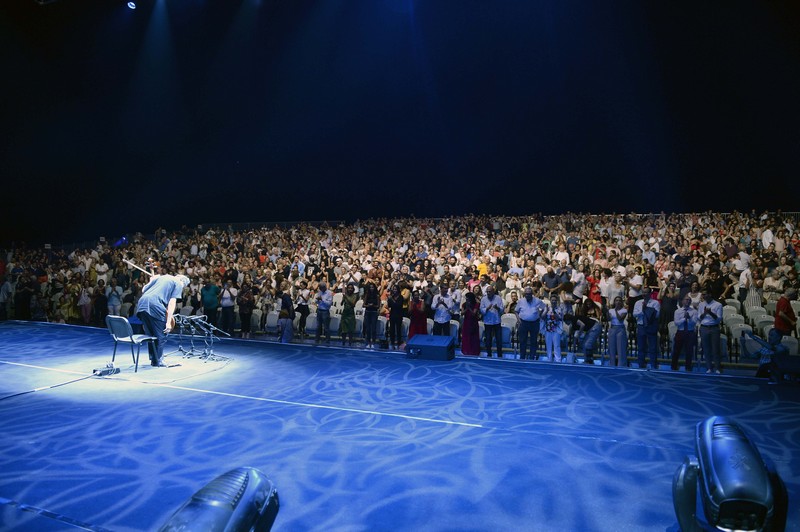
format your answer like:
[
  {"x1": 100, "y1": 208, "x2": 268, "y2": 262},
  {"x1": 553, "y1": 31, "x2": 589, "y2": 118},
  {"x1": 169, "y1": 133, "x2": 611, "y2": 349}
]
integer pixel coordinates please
[{"x1": 0, "y1": 322, "x2": 798, "y2": 531}]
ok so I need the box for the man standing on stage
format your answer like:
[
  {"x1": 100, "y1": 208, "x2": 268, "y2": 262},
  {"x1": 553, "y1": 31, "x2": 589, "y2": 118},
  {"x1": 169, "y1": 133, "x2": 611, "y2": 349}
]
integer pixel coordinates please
[{"x1": 136, "y1": 273, "x2": 189, "y2": 367}]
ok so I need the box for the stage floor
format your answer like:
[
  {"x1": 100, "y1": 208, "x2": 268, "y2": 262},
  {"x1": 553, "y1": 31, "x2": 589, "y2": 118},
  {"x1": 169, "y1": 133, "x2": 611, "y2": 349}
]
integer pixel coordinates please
[{"x1": 0, "y1": 321, "x2": 798, "y2": 531}]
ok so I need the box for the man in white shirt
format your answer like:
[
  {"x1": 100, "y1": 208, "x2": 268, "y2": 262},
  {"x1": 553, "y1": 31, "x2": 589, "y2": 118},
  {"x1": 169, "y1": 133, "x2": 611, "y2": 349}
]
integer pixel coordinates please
[
  {"x1": 516, "y1": 287, "x2": 545, "y2": 360},
  {"x1": 218, "y1": 280, "x2": 238, "y2": 336},
  {"x1": 671, "y1": 295, "x2": 699, "y2": 372},
  {"x1": 697, "y1": 287, "x2": 724, "y2": 374},
  {"x1": 633, "y1": 286, "x2": 660, "y2": 369},
  {"x1": 480, "y1": 286, "x2": 505, "y2": 358},
  {"x1": 315, "y1": 282, "x2": 334, "y2": 344},
  {"x1": 431, "y1": 284, "x2": 454, "y2": 335}
]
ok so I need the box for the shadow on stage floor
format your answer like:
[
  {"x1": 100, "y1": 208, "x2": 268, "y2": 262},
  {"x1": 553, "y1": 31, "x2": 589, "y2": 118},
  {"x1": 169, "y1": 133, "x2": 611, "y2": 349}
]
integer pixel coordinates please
[{"x1": 0, "y1": 321, "x2": 798, "y2": 531}]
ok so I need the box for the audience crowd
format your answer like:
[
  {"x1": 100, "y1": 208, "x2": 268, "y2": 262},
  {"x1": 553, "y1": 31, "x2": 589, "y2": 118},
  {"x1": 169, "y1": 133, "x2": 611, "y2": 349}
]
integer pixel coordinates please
[{"x1": 1, "y1": 210, "x2": 799, "y2": 367}]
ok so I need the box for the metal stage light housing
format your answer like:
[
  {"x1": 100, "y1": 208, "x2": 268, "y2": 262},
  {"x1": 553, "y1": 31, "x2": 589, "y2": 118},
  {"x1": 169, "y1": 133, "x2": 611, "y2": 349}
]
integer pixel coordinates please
[
  {"x1": 672, "y1": 416, "x2": 787, "y2": 532},
  {"x1": 160, "y1": 467, "x2": 279, "y2": 532}
]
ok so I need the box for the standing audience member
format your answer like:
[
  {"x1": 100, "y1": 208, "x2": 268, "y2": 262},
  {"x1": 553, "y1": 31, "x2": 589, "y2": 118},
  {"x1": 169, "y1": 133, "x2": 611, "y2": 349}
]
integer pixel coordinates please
[
  {"x1": 14, "y1": 272, "x2": 36, "y2": 321},
  {"x1": 607, "y1": 296, "x2": 628, "y2": 367},
  {"x1": 575, "y1": 299, "x2": 602, "y2": 365},
  {"x1": 106, "y1": 278, "x2": 124, "y2": 316},
  {"x1": 0, "y1": 275, "x2": 11, "y2": 321},
  {"x1": 237, "y1": 282, "x2": 255, "y2": 339},
  {"x1": 362, "y1": 282, "x2": 380, "y2": 348},
  {"x1": 201, "y1": 278, "x2": 221, "y2": 328},
  {"x1": 633, "y1": 286, "x2": 660, "y2": 370},
  {"x1": 516, "y1": 287, "x2": 545, "y2": 360},
  {"x1": 769, "y1": 288, "x2": 797, "y2": 347},
  {"x1": 294, "y1": 280, "x2": 311, "y2": 338},
  {"x1": 218, "y1": 280, "x2": 238, "y2": 336},
  {"x1": 386, "y1": 285, "x2": 404, "y2": 349},
  {"x1": 277, "y1": 308, "x2": 294, "y2": 343},
  {"x1": 698, "y1": 287, "x2": 724, "y2": 374},
  {"x1": 461, "y1": 291, "x2": 481, "y2": 356},
  {"x1": 543, "y1": 296, "x2": 566, "y2": 363},
  {"x1": 340, "y1": 283, "x2": 358, "y2": 346},
  {"x1": 671, "y1": 295, "x2": 699, "y2": 372},
  {"x1": 407, "y1": 290, "x2": 428, "y2": 340},
  {"x1": 77, "y1": 280, "x2": 93, "y2": 324},
  {"x1": 480, "y1": 285, "x2": 504, "y2": 358},
  {"x1": 315, "y1": 282, "x2": 334, "y2": 344},
  {"x1": 93, "y1": 279, "x2": 108, "y2": 326},
  {"x1": 430, "y1": 284, "x2": 454, "y2": 335}
]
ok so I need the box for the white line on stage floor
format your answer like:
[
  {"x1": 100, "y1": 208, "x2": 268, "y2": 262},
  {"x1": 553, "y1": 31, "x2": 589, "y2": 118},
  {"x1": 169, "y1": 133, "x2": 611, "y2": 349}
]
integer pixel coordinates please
[
  {"x1": 0, "y1": 359, "x2": 483, "y2": 429},
  {"x1": 0, "y1": 359, "x2": 89, "y2": 376},
  {"x1": 158, "y1": 383, "x2": 485, "y2": 428}
]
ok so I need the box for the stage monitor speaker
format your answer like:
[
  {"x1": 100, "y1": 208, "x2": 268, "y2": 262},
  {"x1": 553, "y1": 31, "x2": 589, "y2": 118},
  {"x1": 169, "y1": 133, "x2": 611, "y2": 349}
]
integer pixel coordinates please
[
  {"x1": 160, "y1": 467, "x2": 279, "y2": 532},
  {"x1": 405, "y1": 334, "x2": 455, "y2": 361},
  {"x1": 672, "y1": 416, "x2": 787, "y2": 532}
]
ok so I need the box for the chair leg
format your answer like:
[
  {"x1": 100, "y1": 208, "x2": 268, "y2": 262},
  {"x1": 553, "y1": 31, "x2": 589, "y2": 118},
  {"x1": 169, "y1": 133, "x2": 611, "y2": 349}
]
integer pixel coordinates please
[
  {"x1": 112, "y1": 342, "x2": 118, "y2": 364},
  {"x1": 134, "y1": 345, "x2": 141, "y2": 373},
  {"x1": 130, "y1": 344, "x2": 138, "y2": 370}
]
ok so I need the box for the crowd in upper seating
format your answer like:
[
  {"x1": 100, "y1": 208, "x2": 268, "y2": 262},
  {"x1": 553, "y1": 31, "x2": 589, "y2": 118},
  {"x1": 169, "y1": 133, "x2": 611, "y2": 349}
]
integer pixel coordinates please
[{"x1": 1, "y1": 211, "x2": 799, "y2": 344}]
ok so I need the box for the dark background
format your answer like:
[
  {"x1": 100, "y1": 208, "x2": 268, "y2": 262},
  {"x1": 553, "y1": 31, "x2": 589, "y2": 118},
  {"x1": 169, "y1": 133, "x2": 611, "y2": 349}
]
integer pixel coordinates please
[{"x1": 2, "y1": 0, "x2": 799, "y2": 246}]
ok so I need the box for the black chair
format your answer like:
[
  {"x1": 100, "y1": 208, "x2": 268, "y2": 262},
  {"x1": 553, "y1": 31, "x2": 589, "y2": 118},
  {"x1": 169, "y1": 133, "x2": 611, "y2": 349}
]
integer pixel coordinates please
[{"x1": 105, "y1": 315, "x2": 157, "y2": 373}]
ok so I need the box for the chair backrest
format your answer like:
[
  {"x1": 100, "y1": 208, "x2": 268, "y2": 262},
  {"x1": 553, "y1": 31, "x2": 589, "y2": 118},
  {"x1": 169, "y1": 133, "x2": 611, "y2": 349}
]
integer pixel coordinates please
[
  {"x1": 501, "y1": 313, "x2": 518, "y2": 330},
  {"x1": 332, "y1": 292, "x2": 344, "y2": 308},
  {"x1": 667, "y1": 321, "x2": 677, "y2": 342},
  {"x1": 725, "y1": 299, "x2": 741, "y2": 312},
  {"x1": 780, "y1": 336, "x2": 799, "y2": 356},
  {"x1": 426, "y1": 318, "x2": 434, "y2": 335},
  {"x1": 106, "y1": 315, "x2": 134, "y2": 341},
  {"x1": 449, "y1": 320, "x2": 460, "y2": 340},
  {"x1": 765, "y1": 301, "x2": 777, "y2": 316},
  {"x1": 729, "y1": 323, "x2": 753, "y2": 340},
  {"x1": 265, "y1": 310, "x2": 279, "y2": 331},
  {"x1": 501, "y1": 325, "x2": 513, "y2": 346},
  {"x1": 724, "y1": 314, "x2": 745, "y2": 329},
  {"x1": 791, "y1": 300, "x2": 800, "y2": 314},
  {"x1": 179, "y1": 305, "x2": 194, "y2": 316},
  {"x1": 754, "y1": 318, "x2": 774, "y2": 336},
  {"x1": 748, "y1": 312, "x2": 770, "y2": 326},
  {"x1": 722, "y1": 306, "x2": 739, "y2": 321},
  {"x1": 306, "y1": 313, "x2": 318, "y2": 332},
  {"x1": 251, "y1": 309, "x2": 263, "y2": 330}
]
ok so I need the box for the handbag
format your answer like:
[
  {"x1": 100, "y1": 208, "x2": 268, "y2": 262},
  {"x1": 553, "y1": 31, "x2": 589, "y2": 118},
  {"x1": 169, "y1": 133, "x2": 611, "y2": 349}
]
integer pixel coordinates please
[{"x1": 77, "y1": 290, "x2": 91, "y2": 306}]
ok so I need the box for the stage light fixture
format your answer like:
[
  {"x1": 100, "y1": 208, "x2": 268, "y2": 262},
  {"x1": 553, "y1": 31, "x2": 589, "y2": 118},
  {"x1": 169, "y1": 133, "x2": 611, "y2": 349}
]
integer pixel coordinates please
[
  {"x1": 127, "y1": 2, "x2": 136, "y2": 9},
  {"x1": 160, "y1": 467, "x2": 279, "y2": 531},
  {"x1": 672, "y1": 416, "x2": 787, "y2": 532}
]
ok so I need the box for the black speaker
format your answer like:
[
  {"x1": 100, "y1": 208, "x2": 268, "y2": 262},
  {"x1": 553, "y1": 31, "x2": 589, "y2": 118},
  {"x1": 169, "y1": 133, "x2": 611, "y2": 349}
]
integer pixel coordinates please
[
  {"x1": 160, "y1": 467, "x2": 279, "y2": 532},
  {"x1": 405, "y1": 334, "x2": 455, "y2": 361}
]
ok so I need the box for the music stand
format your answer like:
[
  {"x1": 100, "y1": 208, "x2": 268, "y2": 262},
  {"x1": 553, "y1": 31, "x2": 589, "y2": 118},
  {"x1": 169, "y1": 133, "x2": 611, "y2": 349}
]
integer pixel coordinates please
[{"x1": 172, "y1": 314, "x2": 229, "y2": 362}]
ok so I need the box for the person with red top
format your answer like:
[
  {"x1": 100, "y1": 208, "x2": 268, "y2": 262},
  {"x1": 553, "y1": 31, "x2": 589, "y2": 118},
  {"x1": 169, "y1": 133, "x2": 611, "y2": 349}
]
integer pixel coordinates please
[
  {"x1": 407, "y1": 290, "x2": 428, "y2": 341},
  {"x1": 460, "y1": 291, "x2": 481, "y2": 356},
  {"x1": 769, "y1": 288, "x2": 797, "y2": 346}
]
